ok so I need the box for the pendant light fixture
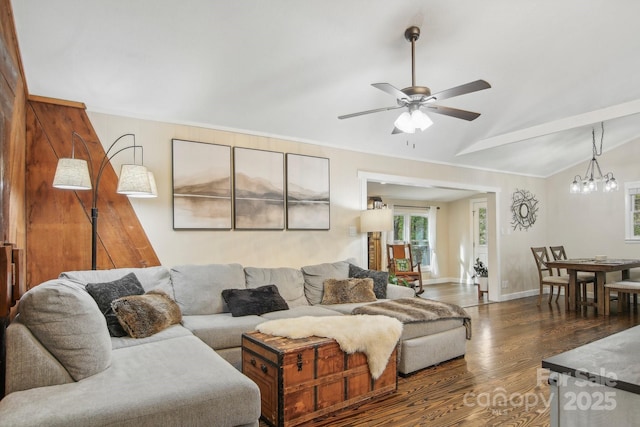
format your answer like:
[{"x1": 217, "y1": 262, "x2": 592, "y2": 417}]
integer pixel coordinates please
[{"x1": 569, "y1": 122, "x2": 618, "y2": 194}]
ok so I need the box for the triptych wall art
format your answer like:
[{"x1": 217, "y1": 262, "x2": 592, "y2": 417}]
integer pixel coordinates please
[
  {"x1": 172, "y1": 139, "x2": 330, "y2": 230},
  {"x1": 172, "y1": 139, "x2": 232, "y2": 230}
]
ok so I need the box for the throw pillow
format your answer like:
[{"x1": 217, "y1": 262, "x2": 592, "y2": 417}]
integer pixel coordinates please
[
  {"x1": 348, "y1": 264, "x2": 388, "y2": 299},
  {"x1": 86, "y1": 273, "x2": 145, "y2": 337},
  {"x1": 221, "y1": 285, "x2": 289, "y2": 317},
  {"x1": 394, "y1": 258, "x2": 411, "y2": 272},
  {"x1": 301, "y1": 260, "x2": 352, "y2": 305},
  {"x1": 321, "y1": 278, "x2": 377, "y2": 305},
  {"x1": 111, "y1": 290, "x2": 182, "y2": 338}
]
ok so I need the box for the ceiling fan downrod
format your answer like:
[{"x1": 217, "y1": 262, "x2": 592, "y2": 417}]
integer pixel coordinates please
[{"x1": 405, "y1": 26, "x2": 421, "y2": 88}]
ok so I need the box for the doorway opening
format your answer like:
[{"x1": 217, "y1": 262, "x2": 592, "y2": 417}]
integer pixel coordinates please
[{"x1": 358, "y1": 171, "x2": 501, "y2": 302}]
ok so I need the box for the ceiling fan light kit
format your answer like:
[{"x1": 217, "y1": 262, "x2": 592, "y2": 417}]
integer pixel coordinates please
[
  {"x1": 338, "y1": 26, "x2": 491, "y2": 134},
  {"x1": 394, "y1": 108, "x2": 433, "y2": 134}
]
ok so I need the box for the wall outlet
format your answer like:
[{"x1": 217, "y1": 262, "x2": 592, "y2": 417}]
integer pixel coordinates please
[{"x1": 501, "y1": 280, "x2": 509, "y2": 289}]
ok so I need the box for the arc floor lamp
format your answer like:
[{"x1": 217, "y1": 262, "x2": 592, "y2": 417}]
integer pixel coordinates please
[{"x1": 52, "y1": 131, "x2": 157, "y2": 270}]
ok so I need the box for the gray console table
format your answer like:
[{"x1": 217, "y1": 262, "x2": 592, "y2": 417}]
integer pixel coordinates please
[{"x1": 542, "y1": 325, "x2": 640, "y2": 426}]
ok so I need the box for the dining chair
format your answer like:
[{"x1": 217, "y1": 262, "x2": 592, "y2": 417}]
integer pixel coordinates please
[
  {"x1": 549, "y1": 245, "x2": 596, "y2": 304},
  {"x1": 531, "y1": 246, "x2": 570, "y2": 307},
  {"x1": 603, "y1": 280, "x2": 640, "y2": 315}
]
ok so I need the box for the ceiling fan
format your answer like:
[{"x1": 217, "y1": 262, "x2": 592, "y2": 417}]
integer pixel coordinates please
[{"x1": 338, "y1": 26, "x2": 491, "y2": 134}]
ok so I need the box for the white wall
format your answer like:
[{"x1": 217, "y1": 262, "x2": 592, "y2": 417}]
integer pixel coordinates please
[
  {"x1": 89, "y1": 112, "x2": 552, "y2": 299},
  {"x1": 546, "y1": 135, "x2": 640, "y2": 280}
]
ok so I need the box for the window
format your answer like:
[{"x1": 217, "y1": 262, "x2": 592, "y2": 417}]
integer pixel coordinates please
[
  {"x1": 625, "y1": 181, "x2": 640, "y2": 242},
  {"x1": 393, "y1": 208, "x2": 430, "y2": 267},
  {"x1": 478, "y1": 206, "x2": 487, "y2": 246}
]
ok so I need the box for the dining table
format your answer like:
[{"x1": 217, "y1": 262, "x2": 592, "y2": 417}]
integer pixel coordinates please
[{"x1": 545, "y1": 258, "x2": 640, "y2": 315}]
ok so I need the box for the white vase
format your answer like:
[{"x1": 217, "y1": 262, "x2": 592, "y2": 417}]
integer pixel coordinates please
[{"x1": 478, "y1": 277, "x2": 488, "y2": 292}]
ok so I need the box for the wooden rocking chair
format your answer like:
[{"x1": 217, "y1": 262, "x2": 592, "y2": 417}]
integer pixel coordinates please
[{"x1": 387, "y1": 243, "x2": 424, "y2": 295}]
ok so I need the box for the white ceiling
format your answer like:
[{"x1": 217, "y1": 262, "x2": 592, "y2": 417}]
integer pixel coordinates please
[
  {"x1": 11, "y1": 0, "x2": 640, "y2": 181},
  {"x1": 368, "y1": 182, "x2": 481, "y2": 203}
]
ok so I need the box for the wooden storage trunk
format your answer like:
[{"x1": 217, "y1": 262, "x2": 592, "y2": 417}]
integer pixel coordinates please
[{"x1": 242, "y1": 331, "x2": 397, "y2": 427}]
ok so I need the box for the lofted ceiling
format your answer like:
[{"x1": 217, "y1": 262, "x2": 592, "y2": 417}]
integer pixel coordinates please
[
  {"x1": 11, "y1": 0, "x2": 640, "y2": 181},
  {"x1": 367, "y1": 182, "x2": 481, "y2": 203}
]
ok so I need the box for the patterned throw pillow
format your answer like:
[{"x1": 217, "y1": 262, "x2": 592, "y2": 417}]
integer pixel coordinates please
[{"x1": 394, "y1": 258, "x2": 411, "y2": 272}]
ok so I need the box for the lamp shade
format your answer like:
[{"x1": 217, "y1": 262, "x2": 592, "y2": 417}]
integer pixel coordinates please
[
  {"x1": 129, "y1": 171, "x2": 158, "y2": 198},
  {"x1": 52, "y1": 158, "x2": 92, "y2": 190},
  {"x1": 360, "y1": 209, "x2": 393, "y2": 233},
  {"x1": 116, "y1": 164, "x2": 152, "y2": 196}
]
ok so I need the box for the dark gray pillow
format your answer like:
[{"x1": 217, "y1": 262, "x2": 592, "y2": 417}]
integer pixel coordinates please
[
  {"x1": 349, "y1": 264, "x2": 388, "y2": 299},
  {"x1": 86, "y1": 273, "x2": 145, "y2": 337},
  {"x1": 221, "y1": 285, "x2": 289, "y2": 317}
]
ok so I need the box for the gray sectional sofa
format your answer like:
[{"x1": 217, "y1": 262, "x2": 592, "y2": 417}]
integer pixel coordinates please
[{"x1": 0, "y1": 260, "x2": 468, "y2": 426}]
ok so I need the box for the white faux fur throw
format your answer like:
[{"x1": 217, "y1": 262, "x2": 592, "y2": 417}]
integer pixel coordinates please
[{"x1": 256, "y1": 315, "x2": 403, "y2": 379}]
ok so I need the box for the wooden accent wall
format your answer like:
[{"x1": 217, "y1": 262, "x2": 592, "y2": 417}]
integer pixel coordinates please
[
  {"x1": 0, "y1": 0, "x2": 26, "y2": 259},
  {"x1": 26, "y1": 98, "x2": 160, "y2": 286},
  {"x1": 1, "y1": 0, "x2": 27, "y2": 398},
  {"x1": 0, "y1": 0, "x2": 159, "y2": 398}
]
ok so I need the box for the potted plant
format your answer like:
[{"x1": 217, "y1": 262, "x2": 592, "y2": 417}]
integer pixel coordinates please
[
  {"x1": 473, "y1": 258, "x2": 489, "y2": 292},
  {"x1": 388, "y1": 272, "x2": 410, "y2": 288}
]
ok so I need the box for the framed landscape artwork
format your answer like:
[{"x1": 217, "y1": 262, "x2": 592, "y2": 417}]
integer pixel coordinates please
[
  {"x1": 234, "y1": 147, "x2": 285, "y2": 230},
  {"x1": 286, "y1": 154, "x2": 330, "y2": 230},
  {"x1": 172, "y1": 139, "x2": 232, "y2": 229}
]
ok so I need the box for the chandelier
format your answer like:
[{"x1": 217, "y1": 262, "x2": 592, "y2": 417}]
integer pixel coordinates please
[{"x1": 569, "y1": 122, "x2": 618, "y2": 194}]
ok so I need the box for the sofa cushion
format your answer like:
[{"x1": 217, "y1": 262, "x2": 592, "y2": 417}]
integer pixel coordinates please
[
  {"x1": 111, "y1": 324, "x2": 194, "y2": 350},
  {"x1": 301, "y1": 260, "x2": 351, "y2": 305},
  {"x1": 259, "y1": 305, "x2": 344, "y2": 320},
  {"x1": 349, "y1": 263, "x2": 388, "y2": 299},
  {"x1": 222, "y1": 285, "x2": 289, "y2": 317},
  {"x1": 59, "y1": 266, "x2": 174, "y2": 296},
  {"x1": 112, "y1": 290, "x2": 182, "y2": 338},
  {"x1": 171, "y1": 263, "x2": 246, "y2": 315},
  {"x1": 244, "y1": 266, "x2": 309, "y2": 307},
  {"x1": 86, "y1": 273, "x2": 145, "y2": 337},
  {"x1": 18, "y1": 279, "x2": 112, "y2": 381},
  {"x1": 321, "y1": 278, "x2": 377, "y2": 305},
  {"x1": 401, "y1": 318, "x2": 465, "y2": 341},
  {"x1": 0, "y1": 335, "x2": 261, "y2": 427},
  {"x1": 182, "y1": 313, "x2": 264, "y2": 349},
  {"x1": 5, "y1": 319, "x2": 74, "y2": 394},
  {"x1": 386, "y1": 283, "x2": 417, "y2": 299}
]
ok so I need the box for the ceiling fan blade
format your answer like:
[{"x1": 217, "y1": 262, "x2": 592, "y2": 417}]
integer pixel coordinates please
[
  {"x1": 391, "y1": 126, "x2": 404, "y2": 134},
  {"x1": 372, "y1": 83, "x2": 410, "y2": 101},
  {"x1": 338, "y1": 105, "x2": 403, "y2": 120},
  {"x1": 426, "y1": 105, "x2": 481, "y2": 121},
  {"x1": 429, "y1": 79, "x2": 491, "y2": 102}
]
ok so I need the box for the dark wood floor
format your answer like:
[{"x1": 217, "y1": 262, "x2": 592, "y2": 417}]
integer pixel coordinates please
[
  {"x1": 419, "y1": 281, "x2": 491, "y2": 308},
  {"x1": 259, "y1": 284, "x2": 640, "y2": 427}
]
